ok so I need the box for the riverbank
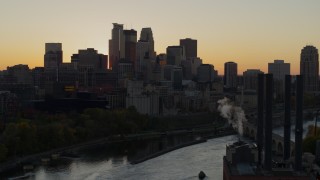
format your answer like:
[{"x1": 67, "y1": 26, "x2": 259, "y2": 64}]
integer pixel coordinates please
[
  {"x1": 131, "y1": 139, "x2": 207, "y2": 164},
  {"x1": 131, "y1": 129, "x2": 236, "y2": 164},
  {"x1": 0, "y1": 127, "x2": 235, "y2": 175}
]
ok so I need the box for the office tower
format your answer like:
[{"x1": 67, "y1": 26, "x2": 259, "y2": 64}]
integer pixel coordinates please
[
  {"x1": 32, "y1": 67, "x2": 45, "y2": 89},
  {"x1": 7, "y1": 64, "x2": 32, "y2": 84},
  {"x1": 181, "y1": 60, "x2": 192, "y2": 80},
  {"x1": 118, "y1": 60, "x2": 134, "y2": 79},
  {"x1": 166, "y1": 46, "x2": 185, "y2": 66},
  {"x1": 157, "y1": 54, "x2": 167, "y2": 66},
  {"x1": 268, "y1": 60, "x2": 290, "y2": 81},
  {"x1": 140, "y1": 27, "x2": 155, "y2": 58},
  {"x1": 71, "y1": 48, "x2": 107, "y2": 87},
  {"x1": 300, "y1": 45, "x2": 319, "y2": 92},
  {"x1": 224, "y1": 62, "x2": 238, "y2": 88},
  {"x1": 109, "y1": 23, "x2": 125, "y2": 70},
  {"x1": 44, "y1": 43, "x2": 62, "y2": 69},
  {"x1": 180, "y1": 38, "x2": 197, "y2": 58},
  {"x1": 268, "y1": 60, "x2": 290, "y2": 98},
  {"x1": 124, "y1": 29, "x2": 137, "y2": 62},
  {"x1": 197, "y1": 64, "x2": 215, "y2": 83},
  {"x1": 243, "y1": 69, "x2": 263, "y2": 90},
  {"x1": 71, "y1": 48, "x2": 107, "y2": 70},
  {"x1": 189, "y1": 57, "x2": 202, "y2": 77},
  {"x1": 172, "y1": 66, "x2": 183, "y2": 90},
  {"x1": 136, "y1": 41, "x2": 150, "y2": 79}
]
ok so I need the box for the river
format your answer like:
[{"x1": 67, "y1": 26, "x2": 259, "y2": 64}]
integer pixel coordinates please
[{"x1": 6, "y1": 135, "x2": 238, "y2": 180}]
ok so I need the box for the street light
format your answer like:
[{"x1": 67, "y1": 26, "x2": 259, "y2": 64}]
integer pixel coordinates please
[{"x1": 314, "y1": 109, "x2": 320, "y2": 136}]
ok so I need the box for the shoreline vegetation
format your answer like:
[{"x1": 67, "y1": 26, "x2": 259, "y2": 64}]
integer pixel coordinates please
[{"x1": 0, "y1": 107, "x2": 228, "y2": 174}]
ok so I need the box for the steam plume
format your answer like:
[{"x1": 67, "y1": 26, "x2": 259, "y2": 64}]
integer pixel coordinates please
[{"x1": 217, "y1": 97, "x2": 247, "y2": 135}]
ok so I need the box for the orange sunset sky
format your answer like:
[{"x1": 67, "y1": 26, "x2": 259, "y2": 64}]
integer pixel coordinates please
[{"x1": 1, "y1": 0, "x2": 320, "y2": 75}]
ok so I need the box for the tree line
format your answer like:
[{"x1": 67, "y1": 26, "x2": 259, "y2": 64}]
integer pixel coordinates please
[{"x1": 0, "y1": 107, "x2": 222, "y2": 162}]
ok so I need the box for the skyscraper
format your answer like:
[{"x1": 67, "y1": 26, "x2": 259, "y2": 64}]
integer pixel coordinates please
[
  {"x1": 124, "y1": 29, "x2": 137, "y2": 62},
  {"x1": 140, "y1": 27, "x2": 156, "y2": 59},
  {"x1": 166, "y1": 46, "x2": 185, "y2": 66},
  {"x1": 268, "y1": 60, "x2": 290, "y2": 81},
  {"x1": 197, "y1": 64, "x2": 215, "y2": 83},
  {"x1": 44, "y1": 43, "x2": 62, "y2": 69},
  {"x1": 224, "y1": 62, "x2": 238, "y2": 88},
  {"x1": 135, "y1": 40, "x2": 150, "y2": 79},
  {"x1": 180, "y1": 38, "x2": 197, "y2": 58},
  {"x1": 109, "y1": 23, "x2": 125, "y2": 70},
  {"x1": 243, "y1": 69, "x2": 264, "y2": 90},
  {"x1": 300, "y1": 45, "x2": 319, "y2": 92}
]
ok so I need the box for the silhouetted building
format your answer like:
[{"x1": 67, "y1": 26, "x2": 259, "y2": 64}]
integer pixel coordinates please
[
  {"x1": 124, "y1": 29, "x2": 137, "y2": 62},
  {"x1": 58, "y1": 63, "x2": 78, "y2": 87},
  {"x1": 140, "y1": 27, "x2": 156, "y2": 59},
  {"x1": 32, "y1": 67, "x2": 45, "y2": 89},
  {"x1": 224, "y1": 62, "x2": 238, "y2": 88},
  {"x1": 300, "y1": 45, "x2": 319, "y2": 92},
  {"x1": 197, "y1": 64, "x2": 215, "y2": 83},
  {"x1": 268, "y1": 60, "x2": 290, "y2": 98},
  {"x1": 7, "y1": 64, "x2": 32, "y2": 84},
  {"x1": 181, "y1": 60, "x2": 193, "y2": 80},
  {"x1": 173, "y1": 66, "x2": 183, "y2": 90},
  {"x1": 118, "y1": 60, "x2": 134, "y2": 79},
  {"x1": 109, "y1": 23, "x2": 125, "y2": 70},
  {"x1": 136, "y1": 40, "x2": 151, "y2": 80},
  {"x1": 166, "y1": 46, "x2": 185, "y2": 66},
  {"x1": 44, "y1": 43, "x2": 62, "y2": 69},
  {"x1": 243, "y1": 69, "x2": 263, "y2": 90},
  {"x1": 188, "y1": 57, "x2": 202, "y2": 77},
  {"x1": 157, "y1": 53, "x2": 167, "y2": 66},
  {"x1": 180, "y1": 38, "x2": 197, "y2": 58},
  {"x1": 71, "y1": 48, "x2": 107, "y2": 70}
]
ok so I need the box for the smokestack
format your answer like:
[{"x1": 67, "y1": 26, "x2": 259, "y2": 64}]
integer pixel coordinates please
[
  {"x1": 257, "y1": 73, "x2": 264, "y2": 165},
  {"x1": 264, "y1": 74, "x2": 273, "y2": 171},
  {"x1": 284, "y1": 75, "x2": 291, "y2": 160},
  {"x1": 295, "y1": 75, "x2": 303, "y2": 171}
]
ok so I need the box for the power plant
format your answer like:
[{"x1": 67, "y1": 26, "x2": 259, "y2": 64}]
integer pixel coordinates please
[{"x1": 223, "y1": 74, "x2": 312, "y2": 179}]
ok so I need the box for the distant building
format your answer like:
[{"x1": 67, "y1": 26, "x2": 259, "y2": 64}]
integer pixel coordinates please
[
  {"x1": 157, "y1": 54, "x2": 167, "y2": 66},
  {"x1": 268, "y1": 60, "x2": 290, "y2": 98},
  {"x1": 32, "y1": 67, "x2": 45, "y2": 89},
  {"x1": 268, "y1": 60, "x2": 290, "y2": 81},
  {"x1": 188, "y1": 57, "x2": 202, "y2": 77},
  {"x1": 224, "y1": 62, "x2": 238, "y2": 88},
  {"x1": 136, "y1": 40, "x2": 151, "y2": 80},
  {"x1": 181, "y1": 60, "x2": 193, "y2": 80},
  {"x1": 109, "y1": 23, "x2": 125, "y2": 70},
  {"x1": 124, "y1": 29, "x2": 137, "y2": 63},
  {"x1": 197, "y1": 64, "x2": 215, "y2": 83},
  {"x1": 166, "y1": 46, "x2": 185, "y2": 66},
  {"x1": 118, "y1": 60, "x2": 134, "y2": 79},
  {"x1": 6, "y1": 64, "x2": 32, "y2": 84},
  {"x1": 140, "y1": 27, "x2": 156, "y2": 59},
  {"x1": 180, "y1": 38, "x2": 197, "y2": 58},
  {"x1": 300, "y1": 45, "x2": 319, "y2": 92},
  {"x1": 126, "y1": 80, "x2": 159, "y2": 115},
  {"x1": 44, "y1": 43, "x2": 62, "y2": 69},
  {"x1": 71, "y1": 48, "x2": 107, "y2": 70},
  {"x1": 243, "y1": 69, "x2": 263, "y2": 90},
  {"x1": 172, "y1": 66, "x2": 183, "y2": 90}
]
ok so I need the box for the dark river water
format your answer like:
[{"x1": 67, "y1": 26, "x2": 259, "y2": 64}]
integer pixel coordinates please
[{"x1": 7, "y1": 135, "x2": 238, "y2": 180}]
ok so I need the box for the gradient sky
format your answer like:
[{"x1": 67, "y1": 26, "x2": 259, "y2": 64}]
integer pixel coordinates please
[{"x1": 1, "y1": 0, "x2": 320, "y2": 75}]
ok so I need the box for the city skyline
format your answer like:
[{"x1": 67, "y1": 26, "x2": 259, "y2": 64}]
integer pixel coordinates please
[{"x1": 1, "y1": 0, "x2": 320, "y2": 74}]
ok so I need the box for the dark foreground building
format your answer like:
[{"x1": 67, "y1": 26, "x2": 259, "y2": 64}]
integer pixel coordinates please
[
  {"x1": 223, "y1": 74, "x2": 310, "y2": 180},
  {"x1": 223, "y1": 141, "x2": 309, "y2": 180}
]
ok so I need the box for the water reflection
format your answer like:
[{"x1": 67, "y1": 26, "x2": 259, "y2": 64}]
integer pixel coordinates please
[{"x1": 6, "y1": 135, "x2": 238, "y2": 180}]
